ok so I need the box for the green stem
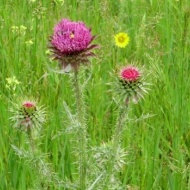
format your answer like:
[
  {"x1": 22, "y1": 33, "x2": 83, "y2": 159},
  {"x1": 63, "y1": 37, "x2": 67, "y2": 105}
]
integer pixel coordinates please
[
  {"x1": 105, "y1": 105, "x2": 127, "y2": 189},
  {"x1": 73, "y1": 70, "x2": 86, "y2": 190},
  {"x1": 27, "y1": 126, "x2": 35, "y2": 153},
  {"x1": 113, "y1": 106, "x2": 127, "y2": 152},
  {"x1": 27, "y1": 126, "x2": 67, "y2": 189}
]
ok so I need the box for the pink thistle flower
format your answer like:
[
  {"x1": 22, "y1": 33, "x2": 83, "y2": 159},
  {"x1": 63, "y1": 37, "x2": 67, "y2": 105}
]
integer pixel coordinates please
[
  {"x1": 10, "y1": 99, "x2": 46, "y2": 132},
  {"x1": 49, "y1": 19, "x2": 98, "y2": 72},
  {"x1": 115, "y1": 65, "x2": 148, "y2": 104},
  {"x1": 120, "y1": 66, "x2": 140, "y2": 82},
  {"x1": 23, "y1": 101, "x2": 36, "y2": 108}
]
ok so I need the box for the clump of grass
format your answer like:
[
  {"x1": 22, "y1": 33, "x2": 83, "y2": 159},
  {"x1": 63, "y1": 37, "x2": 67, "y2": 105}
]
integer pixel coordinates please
[{"x1": 1, "y1": 0, "x2": 190, "y2": 189}]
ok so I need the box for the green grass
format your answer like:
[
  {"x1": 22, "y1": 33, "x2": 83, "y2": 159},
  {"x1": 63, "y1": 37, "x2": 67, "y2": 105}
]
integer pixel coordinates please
[{"x1": 0, "y1": 0, "x2": 190, "y2": 189}]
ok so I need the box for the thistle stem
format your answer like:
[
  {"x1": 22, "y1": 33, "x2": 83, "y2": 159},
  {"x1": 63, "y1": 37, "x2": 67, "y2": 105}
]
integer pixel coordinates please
[
  {"x1": 27, "y1": 126, "x2": 35, "y2": 153},
  {"x1": 113, "y1": 105, "x2": 127, "y2": 152},
  {"x1": 105, "y1": 105, "x2": 127, "y2": 189},
  {"x1": 73, "y1": 70, "x2": 86, "y2": 190}
]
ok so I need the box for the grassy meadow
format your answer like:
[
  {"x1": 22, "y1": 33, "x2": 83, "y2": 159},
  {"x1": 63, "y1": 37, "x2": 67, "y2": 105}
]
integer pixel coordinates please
[{"x1": 0, "y1": 0, "x2": 190, "y2": 189}]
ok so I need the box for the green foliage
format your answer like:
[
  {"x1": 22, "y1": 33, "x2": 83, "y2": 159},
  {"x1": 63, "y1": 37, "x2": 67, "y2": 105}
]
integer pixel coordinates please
[{"x1": 0, "y1": 0, "x2": 190, "y2": 189}]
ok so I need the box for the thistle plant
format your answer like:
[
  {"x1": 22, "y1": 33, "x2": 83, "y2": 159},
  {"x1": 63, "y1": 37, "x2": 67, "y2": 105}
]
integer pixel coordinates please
[
  {"x1": 49, "y1": 18, "x2": 98, "y2": 189},
  {"x1": 94, "y1": 64, "x2": 149, "y2": 189},
  {"x1": 113, "y1": 65, "x2": 147, "y2": 159},
  {"x1": 48, "y1": 18, "x2": 150, "y2": 189},
  {"x1": 111, "y1": 65, "x2": 149, "y2": 156},
  {"x1": 10, "y1": 99, "x2": 46, "y2": 133},
  {"x1": 9, "y1": 98, "x2": 67, "y2": 189}
]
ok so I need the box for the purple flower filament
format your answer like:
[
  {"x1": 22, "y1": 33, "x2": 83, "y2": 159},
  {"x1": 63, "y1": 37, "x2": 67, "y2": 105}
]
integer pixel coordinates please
[{"x1": 51, "y1": 19, "x2": 93, "y2": 55}]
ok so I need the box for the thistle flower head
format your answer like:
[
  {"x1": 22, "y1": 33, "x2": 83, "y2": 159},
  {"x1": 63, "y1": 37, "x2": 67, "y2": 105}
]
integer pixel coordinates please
[
  {"x1": 115, "y1": 64, "x2": 148, "y2": 104},
  {"x1": 120, "y1": 66, "x2": 140, "y2": 82},
  {"x1": 10, "y1": 98, "x2": 46, "y2": 132},
  {"x1": 52, "y1": 19, "x2": 93, "y2": 54},
  {"x1": 49, "y1": 18, "x2": 98, "y2": 72},
  {"x1": 23, "y1": 101, "x2": 36, "y2": 108}
]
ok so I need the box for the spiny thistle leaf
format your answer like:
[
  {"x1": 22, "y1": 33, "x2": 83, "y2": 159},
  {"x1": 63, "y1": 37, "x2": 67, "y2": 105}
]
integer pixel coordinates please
[{"x1": 92, "y1": 142, "x2": 128, "y2": 172}]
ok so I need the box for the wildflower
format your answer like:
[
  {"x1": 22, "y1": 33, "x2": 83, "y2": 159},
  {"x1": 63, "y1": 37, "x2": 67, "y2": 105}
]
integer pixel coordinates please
[
  {"x1": 116, "y1": 65, "x2": 148, "y2": 104},
  {"x1": 11, "y1": 25, "x2": 27, "y2": 35},
  {"x1": 6, "y1": 76, "x2": 21, "y2": 91},
  {"x1": 10, "y1": 99, "x2": 46, "y2": 132},
  {"x1": 20, "y1": 25, "x2": 27, "y2": 31},
  {"x1": 25, "y1": 39, "x2": 33, "y2": 46},
  {"x1": 19, "y1": 25, "x2": 27, "y2": 35},
  {"x1": 49, "y1": 18, "x2": 98, "y2": 72},
  {"x1": 114, "y1": 32, "x2": 130, "y2": 48},
  {"x1": 11, "y1": 26, "x2": 19, "y2": 33},
  {"x1": 120, "y1": 66, "x2": 140, "y2": 82}
]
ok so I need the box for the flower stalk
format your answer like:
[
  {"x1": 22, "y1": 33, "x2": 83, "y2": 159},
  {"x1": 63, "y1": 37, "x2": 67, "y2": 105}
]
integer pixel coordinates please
[
  {"x1": 103, "y1": 105, "x2": 128, "y2": 189},
  {"x1": 113, "y1": 105, "x2": 127, "y2": 153},
  {"x1": 73, "y1": 70, "x2": 87, "y2": 190}
]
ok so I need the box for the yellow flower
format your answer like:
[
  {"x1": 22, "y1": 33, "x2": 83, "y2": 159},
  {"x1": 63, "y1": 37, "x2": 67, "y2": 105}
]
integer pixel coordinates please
[
  {"x1": 114, "y1": 32, "x2": 130, "y2": 48},
  {"x1": 45, "y1": 49, "x2": 51, "y2": 55},
  {"x1": 11, "y1": 26, "x2": 19, "y2": 33},
  {"x1": 6, "y1": 76, "x2": 21, "y2": 91},
  {"x1": 20, "y1": 25, "x2": 27, "y2": 31},
  {"x1": 25, "y1": 39, "x2": 33, "y2": 46}
]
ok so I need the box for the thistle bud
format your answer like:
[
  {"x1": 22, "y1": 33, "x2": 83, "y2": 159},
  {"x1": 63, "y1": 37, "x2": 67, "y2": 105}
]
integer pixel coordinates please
[
  {"x1": 10, "y1": 99, "x2": 46, "y2": 132},
  {"x1": 116, "y1": 65, "x2": 148, "y2": 104}
]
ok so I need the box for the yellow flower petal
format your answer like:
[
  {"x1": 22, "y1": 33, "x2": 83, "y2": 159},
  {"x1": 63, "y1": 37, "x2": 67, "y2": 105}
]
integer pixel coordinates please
[{"x1": 114, "y1": 32, "x2": 130, "y2": 48}]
